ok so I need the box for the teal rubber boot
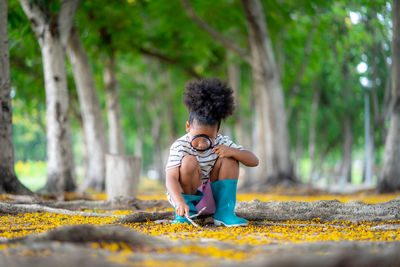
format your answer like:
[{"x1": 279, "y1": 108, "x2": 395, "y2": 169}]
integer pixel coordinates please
[
  {"x1": 211, "y1": 179, "x2": 248, "y2": 227},
  {"x1": 172, "y1": 190, "x2": 204, "y2": 225}
]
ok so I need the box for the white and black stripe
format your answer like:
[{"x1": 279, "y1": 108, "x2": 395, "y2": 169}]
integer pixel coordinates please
[{"x1": 165, "y1": 134, "x2": 244, "y2": 183}]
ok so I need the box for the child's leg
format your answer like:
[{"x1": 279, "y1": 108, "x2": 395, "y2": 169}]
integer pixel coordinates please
[
  {"x1": 171, "y1": 155, "x2": 204, "y2": 225},
  {"x1": 209, "y1": 157, "x2": 247, "y2": 227},
  {"x1": 209, "y1": 157, "x2": 239, "y2": 182},
  {"x1": 179, "y1": 155, "x2": 202, "y2": 194}
]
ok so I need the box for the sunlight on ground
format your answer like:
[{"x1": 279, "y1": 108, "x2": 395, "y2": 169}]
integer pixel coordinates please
[
  {"x1": 135, "y1": 192, "x2": 400, "y2": 204},
  {"x1": 1, "y1": 200, "x2": 399, "y2": 243},
  {"x1": 88, "y1": 191, "x2": 400, "y2": 205},
  {"x1": 1, "y1": 191, "x2": 400, "y2": 264},
  {"x1": 1, "y1": 188, "x2": 400, "y2": 265},
  {"x1": 235, "y1": 193, "x2": 400, "y2": 204},
  {"x1": 129, "y1": 219, "x2": 400, "y2": 244},
  {"x1": 0, "y1": 210, "x2": 399, "y2": 263}
]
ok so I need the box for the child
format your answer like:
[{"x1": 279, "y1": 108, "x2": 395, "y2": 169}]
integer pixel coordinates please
[{"x1": 165, "y1": 78, "x2": 259, "y2": 227}]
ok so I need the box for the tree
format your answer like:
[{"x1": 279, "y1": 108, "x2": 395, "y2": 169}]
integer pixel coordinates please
[
  {"x1": 0, "y1": 0, "x2": 31, "y2": 194},
  {"x1": 9, "y1": 0, "x2": 394, "y2": 189},
  {"x1": 181, "y1": 0, "x2": 296, "y2": 186},
  {"x1": 67, "y1": 26, "x2": 108, "y2": 192},
  {"x1": 19, "y1": 0, "x2": 81, "y2": 193},
  {"x1": 79, "y1": 2, "x2": 128, "y2": 155},
  {"x1": 362, "y1": 3, "x2": 392, "y2": 182},
  {"x1": 378, "y1": 0, "x2": 400, "y2": 192},
  {"x1": 75, "y1": 0, "x2": 219, "y2": 174},
  {"x1": 103, "y1": 48, "x2": 125, "y2": 155}
]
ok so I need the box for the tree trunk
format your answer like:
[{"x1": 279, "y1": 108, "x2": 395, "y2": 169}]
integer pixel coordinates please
[
  {"x1": 336, "y1": 61, "x2": 353, "y2": 186},
  {"x1": 313, "y1": 129, "x2": 336, "y2": 187},
  {"x1": 378, "y1": 0, "x2": 400, "y2": 192},
  {"x1": 287, "y1": 25, "x2": 317, "y2": 118},
  {"x1": 133, "y1": 91, "x2": 144, "y2": 158},
  {"x1": 241, "y1": 0, "x2": 295, "y2": 186},
  {"x1": 316, "y1": 150, "x2": 328, "y2": 184},
  {"x1": 105, "y1": 154, "x2": 141, "y2": 200},
  {"x1": 293, "y1": 112, "x2": 303, "y2": 177},
  {"x1": 151, "y1": 112, "x2": 165, "y2": 183},
  {"x1": 19, "y1": 0, "x2": 81, "y2": 193},
  {"x1": 228, "y1": 55, "x2": 253, "y2": 188},
  {"x1": 379, "y1": 103, "x2": 400, "y2": 191},
  {"x1": 67, "y1": 27, "x2": 108, "y2": 192},
  {"x1": 362, "y1": 118, "x2": 376, "y2": 184},
  {"x1": 308, "y1": 87, "x2": 320, "y2": 185},
  {"x1": 227, "y1": 54, "x2": 246, "y2": 148},
  {"x1": 41, "y1": 30, "x2": 76, "y2": 193},
  {"x1": 160, "y1": 68, "x2": 177, "y2": 159},
  {"x1": 339, "y1": 116, "x2": 353, "y2": 184},
  {"x1": 104, "y1": 52, "x2": 125, "y2": 155},
  {"x1": 0, "y1": 0, "x2": 31, "y2": 195},
  {"x1": 134, "y1": 126, "x2": 144, "y2": 159},
  {"x1": 180, "y1": 0, "x2": 295, "y2": 186},
  {"x1": 365, "y1": 18, "x2": 379, "y2": 184}
]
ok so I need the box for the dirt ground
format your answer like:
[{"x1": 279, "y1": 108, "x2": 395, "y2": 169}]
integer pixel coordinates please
[{"x1": 0, "y1": 190, "x2": 400, "y2": 267}]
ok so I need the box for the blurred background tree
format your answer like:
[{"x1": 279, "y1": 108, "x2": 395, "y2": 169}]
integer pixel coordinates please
[{"x1": 6, "y1": 0, "x2": 397, "y2": 193}]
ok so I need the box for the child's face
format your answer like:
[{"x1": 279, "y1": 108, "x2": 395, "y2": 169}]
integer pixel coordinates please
[{"x1": 186, "y1": 120, "x2": 219, "y2": 147}]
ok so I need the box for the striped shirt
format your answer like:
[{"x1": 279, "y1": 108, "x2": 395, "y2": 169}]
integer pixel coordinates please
[{"x1": 166, "y1": 133, "x2": 244, "y2": 184}]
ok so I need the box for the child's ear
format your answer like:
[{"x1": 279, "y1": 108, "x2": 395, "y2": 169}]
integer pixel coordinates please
[{"x1": 185, "y1": 121, "x2": 190, "y2": 133}]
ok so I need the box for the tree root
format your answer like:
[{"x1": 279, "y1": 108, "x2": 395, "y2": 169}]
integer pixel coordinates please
[
  {"x1": 4, "y1": 224, "x2": 170, "y2": 248},
  {"x1": 1, "y1": 228, "x2": 400, "y2": 267},
  {"x1": 114, "y1": 211, "x2": 175, "y2": 223},
  {"x1": 0, "y1": 193, "x2": 39, "y2": 202},
  {"x1": 0, "y1": 202, "x2": 122, "y2": 218},
  {"x1": 40, "y1": 197, "x2": 169, "y2": 211},
  {"x1": 236, "y1": 198, "x2": 400, "y2": 222},
  {"x1": 0, "y1": 202, "x2": 174, "y2": 225},
  {"x1": 256, "y1": 221, "x2": 348, "y2": 229},
  {"x1": 4, "y1": 195, "x2": 170, "y2": 212},
  {"x1": 0, "y1": 241, "x2": 124, "y2": 267},
  {"x1": 3, "y1": 197, "x2": 400, "y2": 224},
  {"x1": 240, "y1": 242, "x2": 400, "y2": 267}
]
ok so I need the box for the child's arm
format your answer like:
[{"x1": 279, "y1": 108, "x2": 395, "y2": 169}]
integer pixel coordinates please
[
  {"x1": 212, "y1": 145, "x2": 259, "y2": 167},
  {"x1": 165, "y1": 167, "x2": 189, "y2": 217}
]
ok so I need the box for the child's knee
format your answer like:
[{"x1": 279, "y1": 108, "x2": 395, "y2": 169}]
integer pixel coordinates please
[
  {"x1": 210, "y1": 157, "x2": 239, "y2": 181},
  {"x1": 181, "y1": 155, "x2": 199, "y2": 172},
  {"x1": 221, "y1": 157, "x2": 239, "y2": 169},
  {"x1": 180, "y1": 155, "x2": 202, "y2": 188}
]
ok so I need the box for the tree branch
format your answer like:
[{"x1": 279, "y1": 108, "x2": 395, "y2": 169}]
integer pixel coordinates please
[
  {"x1": 58, "y1": 0, "x2": 82, "y2": 45},
  {"x1": 275, "y1": 27, "x2": 286, "y2": 78},
  {"x1": 289, "y1": 25, "x2": 316, "y2": 96},
  {"x1": 180, "y1": 0, "x2": 252, "y2": 64},
  {"x1": 287, "y1": 24, "x2": 317, "y2": 117},
  {"x1": 10, "y1": 55, "x2": 40, "y2": 77},
  {"x1": 139, "y1": 47, "x2": 202, "y2": 79},
  {"x1": 18, "y1": 0, "x2": 46, "y2": 44}
]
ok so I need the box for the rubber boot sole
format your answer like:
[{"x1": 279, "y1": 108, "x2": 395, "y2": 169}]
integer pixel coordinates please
[{"x1": 214, "y1": 219, "x2": 248, "y2": 227}]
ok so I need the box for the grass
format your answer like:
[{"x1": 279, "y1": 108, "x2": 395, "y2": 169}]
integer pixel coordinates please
[
  {"x1": 15, "y1": 160, "x2": 378, "y2": 193},
  {"x1": 15, "y1": 160, "x2": 47, "y2": 191},
  {"x1": 15, "y1": 160, "x2": 164, "y2": 194},
  {"x1": 297, "y1": 158, "x2": 377, "y2": 186}
]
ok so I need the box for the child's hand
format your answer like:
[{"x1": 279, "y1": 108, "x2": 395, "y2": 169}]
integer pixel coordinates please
[
  {"x1": 212, "y1": 145, "x2": 236, "y2": 158},
  {"x1": 175, "y1": 201, "x2": 189, "y2": 217}
]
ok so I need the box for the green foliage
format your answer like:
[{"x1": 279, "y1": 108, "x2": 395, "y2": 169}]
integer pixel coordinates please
[
  {"x1": 15, "y1": 161, "x2": 47, "y2": 191},
  {"x1": 8, "y1": 0, "x2": 392, "y2": 184}
]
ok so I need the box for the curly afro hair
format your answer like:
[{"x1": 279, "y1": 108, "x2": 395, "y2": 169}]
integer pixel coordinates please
[{"x1": 184, "y1": 77, "x2": 235, "y2": 126}]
